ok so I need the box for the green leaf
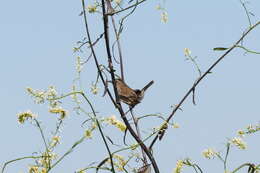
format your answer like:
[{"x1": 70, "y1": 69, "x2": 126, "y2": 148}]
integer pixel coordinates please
[{"x1": 213, "y1": 47, "x2": 229, "y2": 51}]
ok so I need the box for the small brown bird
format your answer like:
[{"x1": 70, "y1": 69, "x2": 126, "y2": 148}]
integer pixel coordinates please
[{"x1": 115, "y1": 79, "x2": 154, "y2": 107}]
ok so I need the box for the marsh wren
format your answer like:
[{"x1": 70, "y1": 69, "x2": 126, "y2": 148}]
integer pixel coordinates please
[{"x1": 115, "y1": 79, "x2": 154, "y2": 107}]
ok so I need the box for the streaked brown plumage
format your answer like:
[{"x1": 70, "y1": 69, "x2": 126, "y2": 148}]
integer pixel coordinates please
[{"x1": 115, "y1": 79, "x2": 154, "y2": 107}]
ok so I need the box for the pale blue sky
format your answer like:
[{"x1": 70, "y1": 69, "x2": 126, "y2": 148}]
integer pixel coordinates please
[{"x1": 1, "y1": 0, "x2": 260, "y2": 173}]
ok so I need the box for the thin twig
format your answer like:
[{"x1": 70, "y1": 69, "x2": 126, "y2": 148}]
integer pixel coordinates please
[
  {"x1": 224, "y1": 143, "x2": 230, "y2": 171},
  {"x1": 1, "y1": 156, "x2": 43, "y2": 173},
  {"x1": 51, "y1": 136, "x2": 85, "y2": 169},
  {"x1": 109, "y1": 9, "x2": 125, "y2": 81},
  {"x1": 239, "y1": 0, "x2": 252, "y2": 27},
  {"x1": 34, "y1": 119, "x2": 51, "y2": 170},
  {"x1": 80, "y1": 92, "x2": 116, "y2": 173},
  {"x1": 107, "y1": 0, "x2": 147, "y2": 16},
  {"x1": 235, "y1": 45, "x2": 260, "y2": 54},
  {"x1": 149, "y1": 21, "x2": 260, "y2": 149},
  {"x1": 130, "y1": 109, "x2": 147, "y2": 165},
  {"x1": 231, "y1": 163, "x2": 255, "y2": 173},
  {"x1": 81, "y1": 0, "x2": 117, "y2": 107},
  {"x1": 81, "y1": 2, "x2": 117, "y2": 172}
]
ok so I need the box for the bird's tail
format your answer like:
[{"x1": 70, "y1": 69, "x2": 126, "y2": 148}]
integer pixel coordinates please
[{"x1": 141, "y1": 80, "x2": 154, "y2": 92}]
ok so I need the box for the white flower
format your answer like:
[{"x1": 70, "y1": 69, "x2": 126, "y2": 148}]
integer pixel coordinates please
[
  {"x1": 202, "y1": 148, "x2": 217, "y2": 159},
  {"x1": 115, "y1": 0, "x2": 121, "y2": 4},
  {"x1": 184, "y1": 48, "x2": 191, "y2": 57},
  {"x1": 231, "y1": 137, "x2": 247, "y2": 150},
  {"x1": 87, "y1": 4, "x2": 97, "y2": 13},
  {"x1": 161, "y1": 11, "x2": 168, "y2": 23},
  {"x1": 17, "y1": 110, "x2": 37, "y2": 124},
  {"x1": 173, "y1": 123, "x2": 180, "y2": 128},
  {"x1": 173, "y1": 160, "x2": 184, "y2": 173},
  {"x1": 91, "y1": 84, "x2": 99, "y2": 95}
]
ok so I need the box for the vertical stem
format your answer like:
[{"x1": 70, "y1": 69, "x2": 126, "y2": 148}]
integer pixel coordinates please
[
  {"x1": 81, "y1": 1, "x2": 116, "y2": 172},
  {"x1": 100, "y1": 1, "x2": 160, "y2": 172},
  {"x1": 130, "y1": 109, "x2": 148, "y2": 165}
]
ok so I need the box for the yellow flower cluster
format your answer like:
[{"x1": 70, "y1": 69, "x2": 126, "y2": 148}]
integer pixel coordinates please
[
  {"x1": 172, "y1": 123, "x2": 180, "y2": 129},
  {"x1": 46, "y1": 86, "x2": 57, "y2": 98},
  {"x1": 37, "y1": 151, "x2": 57, "y2": 168},
  {"x1": 49, "y1": 107, "x2": 68, "y2": 119},
  {"x1": 17, "y1": 110, "x2": 37, "y2": 124},
  {"x1": 237, "y1": 123, "x2": 260, "y2": 138},
  {"x1": 26, "y1": 87, "x2": 45, "y2": 104},
  {"x1": 105, "y1": 115, "x2": 126, "y2": 132},
  {"x1": 77, "y1": 169, "x2": 86, "y2": 173},
  {"x1": 26, "y1": 86, "x2": 60, "y2": 108},
  {"x1": 109, "y1": 154, "x2": 127, "y2": 172},
  {"x1": 173, "y1": 160, "x2": 184, "y2": 173},
  {"x1": 130, "y1": 143, "x2": 139, "y2": 150},
  {"x1": 84, "y1": 121, "x2": 98, "y2": 139},
  {"x1": 184, "y1": 48, "x2": 191, "y2": 57},
  {"x1": 202, "y1": 148, "x2": 217, "y2": 159},
  {"x1": 156, "y1": 4, "x2": 168, "y2": 23},
  {"x1": 28, "y1": 166, "x2": 47, "y2": 173},
  {"x1": 161, "y1": 11, "x2": 168, "y2": 23},
  {"x1": 84, "y1": 129, "x2": 92, "y2": 139},
  {"x1": 114, "y1": 0, "x2": 121, "y2": 4},
  {"x1": 231, "y1": 137, "x2": 247, "y2": 150},
  {"x1": 91, "y1": 84, "x2": 99, "y2": 95},
  {"x1": 87, "y1": 4, "x2": 97, "y2": 13},
  {"x1": 237, "y1": 130, "x2": 245, "y2": 137},
  {"x1": 50, "y1": 136, "x2": 61, "y2": 148},
  {"x1": 245, "y1": 124, "x2": 260, "y2": 134}
]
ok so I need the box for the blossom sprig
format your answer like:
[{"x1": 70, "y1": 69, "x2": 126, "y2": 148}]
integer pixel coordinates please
[
  {"x1": 26, "y1": 86, "x2": 59, "y2": 108},
  {"x1": 17, "y1": 110, "x2": 37, "y2": 124},
  {"x1": 49, "y1": 107, "x2": 68, "y2": 120},
  {"x1": 86, "y1": 1, "x2": 101, "y2": 14},
  {"x1": 77, "y1": 169, "x2": 86, "y2": 173},
  {"x1": 184, "y1": 48, "x2": 192, "y2": 57},
  {"x1": 184, "y1": 48, "x2": 202, "y2": 77},
  {"x1": 114, "y1": 154, "x2": 127, "y2": 172},
  {"x1": 105, "y1": 115, "x2": 126, "y2": 132},
  {"x1": 173, "y1": 160, "x2": 184, "y2": 173},
  {"x1": 161, "y1": 11, "x2": 168, "y2": 23},
  {"x1": 84, "y1": 121, "x2": 98, "y2": 139},
  {"x1": 156, "y1": 4, "x2": 168, "y2": 23},
  {"x1": 91, "y1": 83, "x2": 99, "y2": 95},
  {"x1": 50, "y1": 136, "x2": 61, "y2": 148},
  {"x1": 84, "y1": 129, "x2": 93, "y2": 139},
  {"x1": 28, "y1": 165, "x2": 47, "y2": 173},
  {"x1": 230, "y1": 123, "x2": 260, "y2": 150},
  {"x1": 173, "y1": 158, "x2": 202, "y2": 173},
  {"x1": 87, "y1": 4, "x2": 98, "y2": 13},
  {"x1": 202, "y1": 148, "x2": 218, "y2": 159},
  {"x1": 106, "y1": 154, "x2": 127, "y2": 172},
  {"x1": 237, "y1": 123, "x2": 260, "y2": 137},
  {"x1": 230, "y1": 137, "x2": 247, "y2": 150},
  {"x1": 36, "y1": 151, "x2": 57, "y2": 169},
  {"x1": 26, "y1": 87, "x2": 46, "y2": 104},
  {"x1": 130, "y1": 143, "x2": 139, "y2": 150},
  {"x1": 172, "y1": 123, "x2": 180, "y2": 129},
  {"x1": 114, "y1": 0, "x2": 122, "y2": 5}
]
